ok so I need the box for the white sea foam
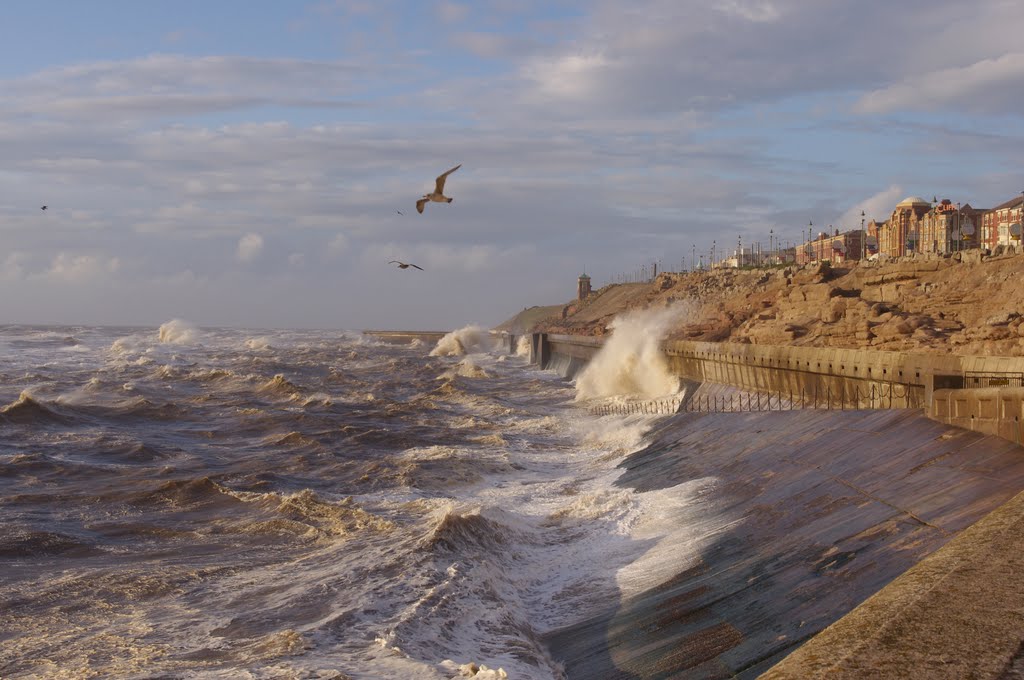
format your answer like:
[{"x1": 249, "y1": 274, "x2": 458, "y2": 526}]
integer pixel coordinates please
[
  {"x1": 515, "y1": 335, "x2": 532, "y2": 357},
  {"x1": 440, "y1": 357, "x2": 490, "y2": 379},
  {"x1": 245, "y1": 336, "x2": 273, "y2": 350},
  {"x1": 574, "y1": 305, "x2": 691, "y2": 401},
  {"x1": 429, "y1": 325, "x2": 493, "y2": 357},
  {"x1": 158, "y1": 319, "x2": 199, "y2": 344}
]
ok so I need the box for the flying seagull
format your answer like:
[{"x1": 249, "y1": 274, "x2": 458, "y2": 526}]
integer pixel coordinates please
[
  {"x1": 389, "y1": 260, "x2": 423, "y2": 271},
  {"x1": 40, "y1": 205, "x2": 47, "y2": 211},
  {"x1": 416, "y1": 164, "x2": 461, "y2": 214}
]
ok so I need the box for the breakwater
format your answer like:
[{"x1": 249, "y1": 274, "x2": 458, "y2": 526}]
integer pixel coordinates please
[{"x1": 362, "y1": 330, "x2": 449, "y2": 345}]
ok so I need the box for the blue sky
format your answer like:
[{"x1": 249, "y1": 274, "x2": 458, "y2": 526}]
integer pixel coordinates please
[{"x1": 2, "y1": 0, "x2": 1024, "y2": 329}]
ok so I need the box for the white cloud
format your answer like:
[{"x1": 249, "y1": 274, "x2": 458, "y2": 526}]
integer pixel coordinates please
[
  {"x1": 1, "y1": 54, "x2": 362, "y2": 122},
  {"x1": 1, "y1": 253, "x2": 28, "y2": 281},
  {"x1": 327, "y1": 233, "x2": 349, "y2": 256},
  {"x1": 855, "y1": 53, "x2": 1024, "y2": 115},
  {"x1": 236, "y1": 233, "x2": 264, "y2": 262},
  {"x1": 837, "y1": 185, "x2": 905, "y2": 230},
  {"x1": 45, "y1": 253, "x2": 121, "y2": 282},
  {"x1": 712, "y1": 0, "x2": 781, "y2": 23},
  {"x1": 438, "y1": 1, "x2": 469, "y2": 24}
]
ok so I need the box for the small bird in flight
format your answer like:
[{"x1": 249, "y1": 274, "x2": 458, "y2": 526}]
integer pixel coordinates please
[
  {"x1": 389, "y1": 260, "x2": 423, "y2": 271},
  {"x1": 416, "y1": 164, "x2": 461, "y2": 214},
  {"x1": 396, "y1": 209, "x2": 404, "y2": 215},
  {"x1": 40, "y1": 205, "x2": 47, "y2": 211}
]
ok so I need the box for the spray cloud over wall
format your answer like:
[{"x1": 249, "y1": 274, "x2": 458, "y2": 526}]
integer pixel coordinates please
[
  {"x1": 430, "y1": 325, "x2": 494, "y2": 357},
  {"x1": 575, "y1": 304, "x2": 693, "y2": 401}
]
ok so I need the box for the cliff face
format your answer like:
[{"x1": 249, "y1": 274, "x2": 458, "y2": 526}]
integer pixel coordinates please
[{"x1": 535, "y1": 250, "x2": 1024, "y2": 356}]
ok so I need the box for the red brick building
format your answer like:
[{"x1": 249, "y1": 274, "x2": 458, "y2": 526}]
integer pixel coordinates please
[{"x1": 982, "y1": 195, "x2": 1024, "y2": 248}]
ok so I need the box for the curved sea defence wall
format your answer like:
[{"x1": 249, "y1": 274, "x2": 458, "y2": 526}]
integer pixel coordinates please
[
  {"x1": 526, "y1": 332, "x2": 1024, "y2": 442},
  {"x1": 516, "y1": 332, "x2": 1024, "y2": 678}
]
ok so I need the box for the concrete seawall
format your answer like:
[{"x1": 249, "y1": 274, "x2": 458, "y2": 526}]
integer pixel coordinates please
[
  {"x1": 531, "y1": 332, "x2": 1024, "y2": 442},
  {"x1": 520, "y1": 332, "x2": 1024, "y2": 677},
  {"x1": 541, "y1": 409, "x2": 1024, "y2": 678}
]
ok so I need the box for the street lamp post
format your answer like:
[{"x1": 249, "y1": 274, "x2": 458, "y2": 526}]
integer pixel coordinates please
[
  {"x1": 808, "y1": 221, "x2": 813, "y2": 263},
  {"x1": 956, "y1": 201, "x2": 961, "y2": 253},
  {"x1": 769, "y1": 228, "x2": 774, "y2": 265},
  {"x1": 861, "y1": 210, "x2": 866, "y2": 262}
]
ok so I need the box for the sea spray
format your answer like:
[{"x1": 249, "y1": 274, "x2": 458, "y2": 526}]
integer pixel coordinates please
[
  {"x1": 515, "y1": 336, "x2": 531, "y2": 357},
  {"x1": 574, "y1": 305, "x2": 691, "y2": 400},
  {"x1": 430, "y1": 325, "x2": 493, "y2": 357},
  {"x1": 158, "y1": 319, "x2": 199, "y2": 344}
]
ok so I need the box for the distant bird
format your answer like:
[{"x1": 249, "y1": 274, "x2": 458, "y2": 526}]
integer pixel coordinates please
[
  {"x1": 416, "y1": 164, "x2": 461, "y2": 214},
  {"x1": 40, "y1": 205, "x2": 47, "y2": 211},
  {"x1": 396, "y1": 209, "x2": 404, "y2": 215},
  {"x1": 389, "y1": 260, "x2": 423, "y2": 271}
]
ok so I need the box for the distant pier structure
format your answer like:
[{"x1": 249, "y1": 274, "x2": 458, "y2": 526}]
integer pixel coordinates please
[
  {"x1": 577, "y1": 272, "x2": 591, "y2": 301},
  {"x1": 362, "y1": 330, "x2": 448, "y2": 345}
]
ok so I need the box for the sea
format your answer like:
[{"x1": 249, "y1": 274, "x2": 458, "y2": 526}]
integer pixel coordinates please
[{"x1": 0, "y1": 318, "x2": 718, "y2": 680}]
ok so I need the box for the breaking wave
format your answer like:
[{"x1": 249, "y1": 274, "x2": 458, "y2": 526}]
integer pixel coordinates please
[
  {"x1": 158, "y1": 318, "x2": 199, "y2": 344},
  {"x1": 0, "y1": 391, "x2": 73, "y2": 425},
  {"x1": 430, "y1": 325, "x2": 493, "y2": 357},
  {"x1": 575, "y1": 305, "x2": 687, "y2": 400},
  {"x1": 515, "y1": 335, "x2": 532, "y2": 357}
]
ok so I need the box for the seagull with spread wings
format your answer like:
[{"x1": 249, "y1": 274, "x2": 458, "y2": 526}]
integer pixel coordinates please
[
  {"x1": 416, "y1": 164, "x2": 461, "y2": 214},
  {"x1": 389, "y1": 260, "x2": 423, "y2": 271}
]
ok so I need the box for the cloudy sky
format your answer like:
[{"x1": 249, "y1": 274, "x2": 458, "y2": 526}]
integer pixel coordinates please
[{"x1": 3, "y1": 0, "x2": 1023, "y2": 330}]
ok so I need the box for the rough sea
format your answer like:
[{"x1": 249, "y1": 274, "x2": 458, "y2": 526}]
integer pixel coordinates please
[{"x1": 0, "y1": 319, "x2": 716, "y2": 679}]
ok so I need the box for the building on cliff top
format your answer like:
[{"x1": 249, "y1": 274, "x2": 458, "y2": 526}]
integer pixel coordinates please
[{"x1": 577, "y1": 273, "x2": 591, "y2": 301}]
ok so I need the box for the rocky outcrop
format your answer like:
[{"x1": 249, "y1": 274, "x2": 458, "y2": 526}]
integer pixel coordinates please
[{"x1": 534, "y1": 249, "x2": 1024, "y2": 356}]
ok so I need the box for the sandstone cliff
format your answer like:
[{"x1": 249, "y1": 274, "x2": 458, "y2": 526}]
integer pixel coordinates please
[{"x1": 528, "y1": 250, "x2": 1024, "y2": 356}]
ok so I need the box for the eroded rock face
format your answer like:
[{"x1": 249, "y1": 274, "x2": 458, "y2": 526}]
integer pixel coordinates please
[{"x1": 535, "y1": 250, "x2": 1024, "y2": 355}]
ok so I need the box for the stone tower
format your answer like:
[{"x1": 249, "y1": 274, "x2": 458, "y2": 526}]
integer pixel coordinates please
[{"x1": 577, "y1": 273, "x2": 591, "y2": 301}]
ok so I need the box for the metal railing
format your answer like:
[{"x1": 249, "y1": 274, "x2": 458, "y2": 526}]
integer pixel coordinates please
[
  {"x1": 588, "y1": 382, "x2": 918, "y2": 416},
  {"x1": 964, "y1": 372, "x2": 1024, "y2": 388}
]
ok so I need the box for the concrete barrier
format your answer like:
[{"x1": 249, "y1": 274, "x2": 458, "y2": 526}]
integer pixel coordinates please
[
  {"x1": 527, "y1": 332, "x2": 1024, "y2": 443},
  {"x1": 362, "y1": 330, "x2": 449, "y2": 345},
  {"x1": 932, "y1": 387, "x2": 1024, "y2": 445}
]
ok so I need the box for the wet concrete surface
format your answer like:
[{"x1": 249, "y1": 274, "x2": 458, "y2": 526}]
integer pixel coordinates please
[{"x1": 542, "y1": 409, "x2": 1024, "y2": 679}]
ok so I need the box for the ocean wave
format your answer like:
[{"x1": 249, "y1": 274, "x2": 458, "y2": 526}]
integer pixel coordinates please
[
  {"x1": 257, "y1": 374, "x2": 303, "y2": 398},
  {"x1": 419, "y1": 506, "x2": 521, "y2": 553},
  {"x1": 429, "y1": 325, "x2": 494, "y2": 357},
  {"x1": 0, "y1": 528, "x2": 104, "y2": 558},
  {"x1": 56, "y1": 393, "x2": 189, "y2": 422},
  {"x1": 515, "y1": 335, "x2": 531, "y2": 357},
  {"x1": 0, "y1": 391, "x2": 74, "y2": 425},
  {"x1": 543, "y1": 488, "x2": 635, "y2": 527},
  {"x1": 228, "y1": 489, "x2": 396, "y2": 540},
  {"x1": 158, "y1": 318, "x2": 200, "y2": 344},
  {"x1": 245, "y1": 336, "x2": 274, "y2": 351},
  {"x1": 440, "y1": 358, "x2": 491, "y2": 380},
  {"x1": 574, "y1": 306, "x2": 683, "y2": 401},
  {"x1": 94, "y1": 439, "x2": 176, "y2": 464},
  {"x1": 127, "y1": 476, "x2": 241, "y2": 510}
]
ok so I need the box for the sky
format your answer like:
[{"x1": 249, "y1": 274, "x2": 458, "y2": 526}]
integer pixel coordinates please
[{"x1": 2, "y1": 0, "x2": 1024, "y2": 330}]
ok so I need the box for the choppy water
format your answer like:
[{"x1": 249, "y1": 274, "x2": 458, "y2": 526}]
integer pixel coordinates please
[{"x1": 0, "y1": 321, "x2": 715, "y2": 679}]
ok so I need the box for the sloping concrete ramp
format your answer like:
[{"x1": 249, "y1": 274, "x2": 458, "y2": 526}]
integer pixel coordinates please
[
  {"x1": 543, "y1": 409, "x2": 1024, "y2": 679},
  {"x1": 762, "y1": 485, "x2": 1024, "y2": 679}
]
